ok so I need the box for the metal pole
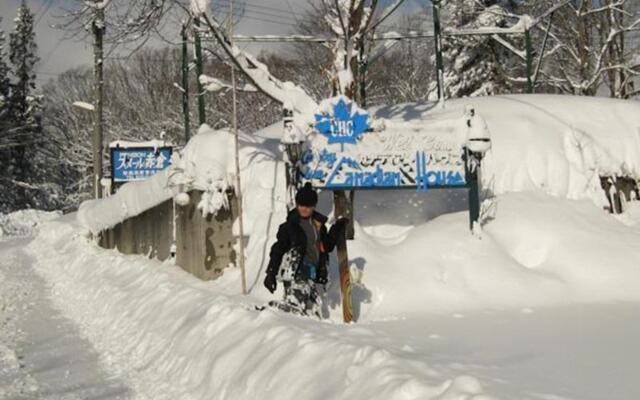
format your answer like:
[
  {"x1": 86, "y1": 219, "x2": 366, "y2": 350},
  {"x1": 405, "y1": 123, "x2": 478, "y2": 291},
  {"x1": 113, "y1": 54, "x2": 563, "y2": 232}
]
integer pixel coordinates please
[
  {"x1": 525, "y1": 28, "x2": 534, "y2": 94},
  {"x1": 464, "y1": 149, "x2": 481, "y2": 232},
  {"x1": 194, "y1": 17, "x2": 206, "y2": 125},
  {"x1": 432, "y1": 0, "x2": 445, "y2": 101},
  {"x1": 92, "y1": 1, "x2": 105, "y2": 199},
  {"x1": 181, "y1": 24, "x2": 191, "y2": 143}
]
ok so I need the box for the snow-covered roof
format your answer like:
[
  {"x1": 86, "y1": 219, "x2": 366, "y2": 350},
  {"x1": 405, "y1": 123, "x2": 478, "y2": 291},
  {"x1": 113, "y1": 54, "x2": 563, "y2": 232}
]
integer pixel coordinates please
[{"x1": 372, "y1": 94, "x2": 640, "y2": 206}]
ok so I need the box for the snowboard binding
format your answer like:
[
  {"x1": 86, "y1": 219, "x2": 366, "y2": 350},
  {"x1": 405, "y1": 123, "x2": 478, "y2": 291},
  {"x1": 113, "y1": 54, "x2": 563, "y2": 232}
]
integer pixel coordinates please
[{"x1": 268, "y1": 248, "x2": 322, "y2": 318}]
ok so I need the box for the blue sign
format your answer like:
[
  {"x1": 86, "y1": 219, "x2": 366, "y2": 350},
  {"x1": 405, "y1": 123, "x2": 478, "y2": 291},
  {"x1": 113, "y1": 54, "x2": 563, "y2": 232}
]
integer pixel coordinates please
[
  {"x1": 314, "y1": 97, "x2": 370, "y2": 146},
  {"x1": 111, "y1": 146, "x2": 172, "y2": 183},
  {"x1": 300, "y1": 150, "x2": 466, "y2": 191}
]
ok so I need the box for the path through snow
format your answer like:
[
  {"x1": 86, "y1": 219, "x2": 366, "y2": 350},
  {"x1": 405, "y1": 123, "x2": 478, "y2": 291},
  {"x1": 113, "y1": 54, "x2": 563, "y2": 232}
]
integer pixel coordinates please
[{"x1": 0, "y1": 237, "x2": 130, "y2": 400}]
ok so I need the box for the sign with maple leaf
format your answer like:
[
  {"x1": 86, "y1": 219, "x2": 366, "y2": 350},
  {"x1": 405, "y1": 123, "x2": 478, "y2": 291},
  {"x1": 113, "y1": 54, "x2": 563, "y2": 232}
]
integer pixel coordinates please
[{"x1": 314, "y1": 97, "x2": 370, "y2": 146}]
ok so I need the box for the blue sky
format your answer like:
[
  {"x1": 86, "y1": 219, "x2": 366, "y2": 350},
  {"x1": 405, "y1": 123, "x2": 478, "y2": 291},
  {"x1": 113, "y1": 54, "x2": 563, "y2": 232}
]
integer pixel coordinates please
[{"x1": 0, "y1": 0, "x2": 427, "y2": 85}]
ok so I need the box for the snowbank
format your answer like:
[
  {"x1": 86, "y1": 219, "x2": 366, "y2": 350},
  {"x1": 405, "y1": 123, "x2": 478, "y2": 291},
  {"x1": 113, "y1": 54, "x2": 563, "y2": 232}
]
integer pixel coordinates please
[
  {"x1": 0, "y1": 210, "x2": 62, "y2": 238},
  {"x1": 77, "y1": 169, "x2": 174, "y2": 235},
  {"x1": 351, "y1": 191, "x2": 640, "y2": 317},
  {"x1": 26, "y1": 220, "x2": 495, "y2": 400}
]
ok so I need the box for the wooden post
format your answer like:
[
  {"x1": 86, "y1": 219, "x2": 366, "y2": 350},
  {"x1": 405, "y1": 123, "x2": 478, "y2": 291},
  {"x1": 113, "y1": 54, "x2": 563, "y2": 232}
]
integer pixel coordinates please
[
  {"x1": 181, "y1": 23, "x2": 191, "y2": 143},
  {"x1": 334, "y1": 190, "x2": 353, "y2": 323},
  {"x1": 92, "y1": 1, "x2": 105, "y2": 199},
  {"x1": 229, "y1": 0, "x2": 247, "y2": 295}
]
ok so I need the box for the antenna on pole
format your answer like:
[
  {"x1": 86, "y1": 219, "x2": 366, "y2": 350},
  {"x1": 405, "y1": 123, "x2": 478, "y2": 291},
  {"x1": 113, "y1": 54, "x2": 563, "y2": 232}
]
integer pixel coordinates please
[{"x1": 229, "y1": 0, "x2": 248, "y2": 295}]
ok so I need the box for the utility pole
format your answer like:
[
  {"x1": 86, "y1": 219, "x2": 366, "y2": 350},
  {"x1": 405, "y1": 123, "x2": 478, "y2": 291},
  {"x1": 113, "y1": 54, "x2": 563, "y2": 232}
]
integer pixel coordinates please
[
  {"x1": 181, "y1": 23, "x2": 191, "y2": 143},
  {"x1": 194, "y1": 17, "x2": 206, "y2": 126},
  {"x1": 228, "y1": 0, "x2": 248, "y2": 295},
  {"x1": 92, "y1": 0, "x2": 105, "y2": 199},
  {"x1": 358, "y1": 38, "x2": 367, "y2": 107},
  {"x1": 432, "y1": 0, "x2": 445, "y2": 102}
]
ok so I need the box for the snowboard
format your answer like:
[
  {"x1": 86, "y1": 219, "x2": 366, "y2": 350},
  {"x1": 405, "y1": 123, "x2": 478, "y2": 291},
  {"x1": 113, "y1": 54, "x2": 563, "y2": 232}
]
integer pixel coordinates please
[{"x1": 256, "y1": 247, "x2": 322, "y2": 318}]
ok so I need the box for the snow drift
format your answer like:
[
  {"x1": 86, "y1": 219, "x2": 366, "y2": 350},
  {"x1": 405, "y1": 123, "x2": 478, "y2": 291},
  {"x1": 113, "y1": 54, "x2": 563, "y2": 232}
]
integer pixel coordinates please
[{"x1": 27, "y1": 219, "x2": 496, "y2": 400}]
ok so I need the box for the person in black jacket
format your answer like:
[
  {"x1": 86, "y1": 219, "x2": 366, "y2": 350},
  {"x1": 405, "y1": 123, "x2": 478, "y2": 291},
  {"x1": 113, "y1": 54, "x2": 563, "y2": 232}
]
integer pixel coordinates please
[{"x1": 264, "y1": 183, "x2": 348, "y2": 295}]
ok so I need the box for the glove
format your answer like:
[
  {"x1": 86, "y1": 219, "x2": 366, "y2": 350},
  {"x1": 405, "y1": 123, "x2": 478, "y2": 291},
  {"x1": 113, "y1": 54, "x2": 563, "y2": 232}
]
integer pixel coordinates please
[
  {"x1": 329, "y1": 217, "x2": 350, "y2": 241},
  {"x1": 264, "y1": 273, "x2": 277, "y2": 293},
  {"x1": 316, "y1": 266, "x2": 328, "y2": 284},
  {"x1": 334, "y1": 217, "x2": 349, "y2": 228}
]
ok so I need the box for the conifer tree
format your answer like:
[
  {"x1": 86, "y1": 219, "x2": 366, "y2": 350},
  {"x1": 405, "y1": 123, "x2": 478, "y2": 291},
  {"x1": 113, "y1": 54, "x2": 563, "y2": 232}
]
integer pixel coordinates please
[
  {"x1": 8, "y1": 0, "x2": 40, "y2": 208},
  {"x1": 430, "y1": 0, "x2": 515, "y2": 99}
]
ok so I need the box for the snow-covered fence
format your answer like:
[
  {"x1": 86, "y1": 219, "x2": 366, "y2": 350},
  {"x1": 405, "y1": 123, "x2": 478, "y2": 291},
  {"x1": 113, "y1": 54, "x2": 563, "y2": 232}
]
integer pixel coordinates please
[
  {"x1": 81, "y1": 126, "x2": 240, "y2": 281},
  {"x1": 96, "y1": 189, "x2": 237, "y2": 281},
  {"x1": 600, "y1": 177, "x2": 640, "y2": 214},
  {"x1": 99, "y1": 198, "x2": 174, "y2": 260}
]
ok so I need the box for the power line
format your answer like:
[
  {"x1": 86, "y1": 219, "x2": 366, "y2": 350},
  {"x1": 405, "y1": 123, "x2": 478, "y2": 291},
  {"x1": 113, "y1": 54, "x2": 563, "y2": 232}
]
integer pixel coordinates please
[
  {"x1": 34, "y1": 0, "x2": 54, "y2": 28},
  {"x1": 212, "y1": 0, "x2": 314, "y2": 26},
  {"x1": 213, "y1": 0, "x2": 308, "y2": 19}
]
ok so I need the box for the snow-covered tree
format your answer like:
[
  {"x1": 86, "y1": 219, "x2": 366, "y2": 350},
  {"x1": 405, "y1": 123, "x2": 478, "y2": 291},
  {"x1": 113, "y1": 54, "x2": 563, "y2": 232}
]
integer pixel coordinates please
[
  {"x1": 0, "y1": 19, "x2": 9, "y2": 104},
  {"x1": 9, "y1": 1, "x2": 39, "y2": 121},
  {"x1": 521, "y1": 0, "x2": 640, "y2": 97},
  {"x1": 5, "y1": 0, "x2": 42, "y2": 210},
  {"x1": 0, "y1": 18, "x2": 13, "y2": 209},
  {"x1": 429, "y1": 0, "x2": 516, "y2": 100}
]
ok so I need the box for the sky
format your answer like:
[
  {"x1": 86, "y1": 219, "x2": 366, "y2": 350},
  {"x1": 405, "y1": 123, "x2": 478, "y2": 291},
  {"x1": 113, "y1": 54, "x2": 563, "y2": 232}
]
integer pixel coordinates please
[{"x1": 0, "y1": 0, "x2": 426, "y2": 85}]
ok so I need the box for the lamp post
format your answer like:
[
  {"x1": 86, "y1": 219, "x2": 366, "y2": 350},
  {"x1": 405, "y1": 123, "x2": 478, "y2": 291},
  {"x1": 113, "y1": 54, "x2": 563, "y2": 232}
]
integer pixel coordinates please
[
  {"x1": 72, "y1": 101, "x2": 105, "y2": 197},
  {"x1": 463, "y1": 106, "x2": 492, "y2": 232}
]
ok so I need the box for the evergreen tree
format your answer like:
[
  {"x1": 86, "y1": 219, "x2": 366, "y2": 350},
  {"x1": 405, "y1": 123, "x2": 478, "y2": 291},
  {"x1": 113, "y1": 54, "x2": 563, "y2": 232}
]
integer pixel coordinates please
[
  {"x1": 429, "y1": 0, "x2": 515, "y2": 100},
  {"x1": 7, "y1": 0, "x2": 41, "y2": 209},
  {"x1": 0, "y1": 19, "x2": 9, "y2": 104},
  {"x1": 0, "y1": 17, "x2": 14, "y2": 212}
]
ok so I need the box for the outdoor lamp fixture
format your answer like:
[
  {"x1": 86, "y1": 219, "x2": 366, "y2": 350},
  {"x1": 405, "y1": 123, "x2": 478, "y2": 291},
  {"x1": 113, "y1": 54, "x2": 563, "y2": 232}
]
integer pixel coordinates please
[
  {"x1": 464, "y1": 106, "x2": 492, "y2": 158},
  {"x1": 284, "y1": 141, "x2": 304, "y2": 164},
  {"x1": 282, "y1": 105, "x2": 305, "y2": 164}
]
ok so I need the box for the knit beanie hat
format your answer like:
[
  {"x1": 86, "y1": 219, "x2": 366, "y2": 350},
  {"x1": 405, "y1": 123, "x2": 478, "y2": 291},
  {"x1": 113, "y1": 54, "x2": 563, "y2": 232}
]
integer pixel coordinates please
[{"x1": 295, "y1": 182, "x2": 318, "y2": 207}]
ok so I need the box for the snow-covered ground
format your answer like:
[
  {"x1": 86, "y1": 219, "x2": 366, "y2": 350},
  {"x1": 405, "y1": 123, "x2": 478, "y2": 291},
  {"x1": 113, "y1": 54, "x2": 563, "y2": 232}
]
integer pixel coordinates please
[
  {"x1": 2, "y1": 94, "x2": 640, "y2": 399},
  {"x1": 0, "y1": 214, "x2": 129, "y2": 399}
]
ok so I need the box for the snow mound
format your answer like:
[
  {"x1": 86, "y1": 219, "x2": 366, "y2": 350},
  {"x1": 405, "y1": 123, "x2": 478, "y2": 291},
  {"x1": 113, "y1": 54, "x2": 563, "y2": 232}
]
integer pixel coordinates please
[
  {"x1": 77, "y1": 169, "x2": 174, "y2": 235},
  {"x1": 0, "y1": 210, "x2": 62, "y2": 238},
  {"x1": 351, "y1": 191, "x2": 640, "y2": 317},
  {"x1": 26, "y1": 221, "x2": 497, "y2": 400}
]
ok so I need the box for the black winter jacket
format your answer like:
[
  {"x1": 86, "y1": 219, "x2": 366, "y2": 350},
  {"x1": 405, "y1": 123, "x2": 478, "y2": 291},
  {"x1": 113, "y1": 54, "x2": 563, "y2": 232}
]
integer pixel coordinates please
[{"x1": 266, "y1": 210, "x2": 338, "y2": 281}]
